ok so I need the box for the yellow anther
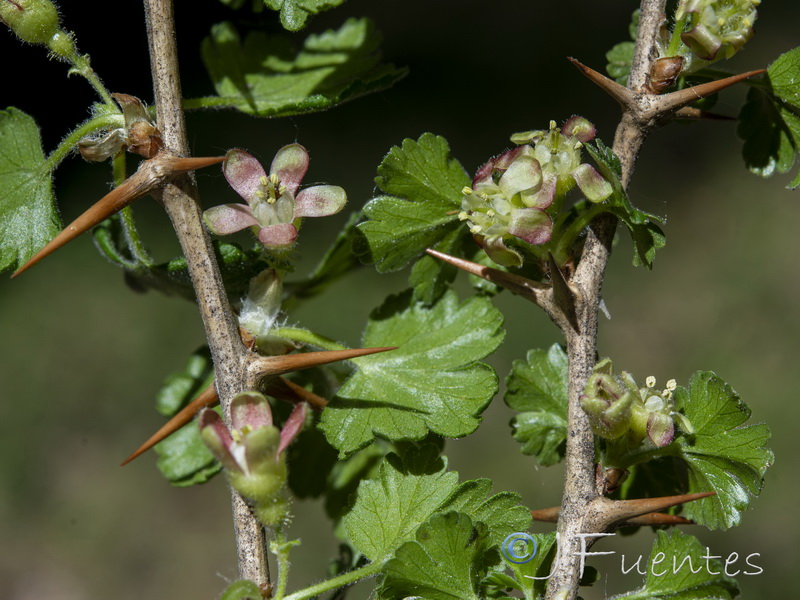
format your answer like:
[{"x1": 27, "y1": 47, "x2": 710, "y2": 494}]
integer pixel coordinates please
[
  {"x1": 278, "y1": 184, "x2": 287, "y2": 195},
  {"x1": 574, "y1": 141, "x2": 583, "y2": 150},
  {"x1": 462, "y1": 186, "x2": 473, "y2": 195},
  {"x1": 645, "y1": 376, "x2": 656, "y2": 388},
  {"x1": 259, "y1": 175, "x2": 269, "y2": 187},
  {"x1": 457, "y1": 211, "x2": 469, "y2": 221},
  {"x1": 549, "y1": 120, "x2": 557, "y2": 130},
  {"x1": 486, "y1": 209, "x2": 496, "y2": 217},
  {"x1": 470, "y1": 225, "x2": 482, "y2": 234},
  {"x1": 255, "y1": 190, "x2": 266, "y2": 199},
  {"x1": 665, "y1": 379, "x2": 677, "y2": 391},
  {"x1": 270, "y1": 173, "x2": 280, "y2": 185}
]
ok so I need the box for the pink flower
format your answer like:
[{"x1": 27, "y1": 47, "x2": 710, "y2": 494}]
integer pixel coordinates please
[{"x1": 204, "y1": 145, "x2": 347, "y2": 248}]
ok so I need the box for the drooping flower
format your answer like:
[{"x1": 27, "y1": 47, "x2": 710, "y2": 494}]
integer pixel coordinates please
[
  {"x1": 200, "y1": 392, "x2": 307, "y2": 526},
  {"x1": 204, "y1": 145, "x2": 347, "y2": 249},
  {"x1": 581, "y1": 361, "x2": 678, "y2": 449}
]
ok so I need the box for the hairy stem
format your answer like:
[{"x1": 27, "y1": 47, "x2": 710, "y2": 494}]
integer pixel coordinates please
[
  {"x1": 142, "y1": 0, "x2": 269, "y2": 588},
  {"x1": 544, "y1": 1, "x2": 667, "y2": 598}
]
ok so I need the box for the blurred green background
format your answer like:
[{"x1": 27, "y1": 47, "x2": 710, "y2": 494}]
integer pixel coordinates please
[{"x1": 1, "y1": 0, "x2": 798, "y2": 598}]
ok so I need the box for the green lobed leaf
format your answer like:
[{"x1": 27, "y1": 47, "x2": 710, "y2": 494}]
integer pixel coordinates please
[
  {"x1": 737, "y1": 88, "x2": 796, "y2": 179},
  {"x1": 342, "y1": 445, "x2": 460, "y2": 561},
  {"x1": 737, "y1": 47, "x2": 800, "y2": 188},
  {"x1": 0, "y1": 107, "x2": 60, "y2": 273},
  {"x1": 378, "y1": 512, "x2": 492, "y2": 600},
  {"x1": 196, "y1": 18, "x2": 406, "y2": 117},
  {"x1": 610, "y1": 530, "x2": 739, "y2": 599},
  {"x1": 671, "y1": 371, "x2": 773, "y2": 530},
  {"x1": 342, "y1": 445, "x2": 531, "y2": 566},
  {"x1": 262, "y1": 0, "x2": 345, "y2": 31},
  {"x1": 319, "y1": 290, "x2": 504, "y2": 455},
  {"x1": 153, "y1": 348, "x2": 221, "y2": 486},
  {"x1": 438, "y1": 479, "x2": 532, "y2": 546},
  {"x1": 505, "y1": 344, "x2": 568, "y2": 466},
  {"x1": 585, "y1": 141, "x2": 666, "y2": 268},
  {"x1": 354, "y1": 133, "x2": 470, "y2": 273}
]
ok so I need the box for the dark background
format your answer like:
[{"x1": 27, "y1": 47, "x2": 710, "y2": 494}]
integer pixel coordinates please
[{"x1": 1, "y1": 1, "x2": 798, "y2": 598}]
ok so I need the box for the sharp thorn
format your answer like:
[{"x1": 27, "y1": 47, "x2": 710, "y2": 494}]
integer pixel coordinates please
[
  {"x1": 661, "y1": 69, "x2": 765, "y2": 113},
  {"x1": 530, "y1": 506, "x2": 561, "y2": 522},
  {"x1": 12, "y1": 153, "x2": 225, "y2": 278},
  {"x1": 265, "y1": 376, "x2": 328, "y2": 409},
  {"x1": 120, "y1": 382, "x2": 218, "y2": 466},
  {"x1": 548, "y1": 253, "x2": 579, "y2": 332},
  {"x1": 674, "y1": 106, "x2": 736, "y2": 121},
  {"x1": 250, "y1": 346, "x2": 397, "y2": 378},
  {"x1": 425, "y1": 248, "x2": 547, "y2": 300},
  {"x1": 624, "y1": 513, "x2": 694, "y2": 526},
  {"x1": 12, "y1": 168, "x2": 157, "y2": 277},
  {"x1": 160, "y1": 155, "x2": 225, "y2": 173},
  {"x1": 601, "y1": 491, "x2": 716, "y2": 528},
  {"x1": 567, "y1": 57, "x2": 635, "y2": 108}
]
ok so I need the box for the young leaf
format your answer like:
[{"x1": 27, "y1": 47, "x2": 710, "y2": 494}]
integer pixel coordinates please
[
  {"x1": 354, "y1": 133, "x2": 470, "y2": 272},
  {"x1": 585, "y1": 141, "x2": 666, "y2": 268},
  {"x1": 342, "y1": 445, "x2": 460, "y2": 561},
  {"x1": 378, "y1": 512, "x2": 493, "y2": 600},
  {"x1": 319, "y1": 290, "x2": 504, "y2": 455},
  {"x1": 610, "y1": 530, "x2": 739, "y2": 600},
  {"x1": 0, "y1": 107, "x2": 60, "y2": 273},
  {"x1": 671, "y1": 371, "x2": 773, "y2": 530},
  {"x1": 196, "y1": 18, "x2": 406, "y2": 117},
  {"x1": 505, "y1": 345, "x2": 568, "y2": 466},
  {"x1": 262, "y1": 0, "x2": 345, "y2": 31}
]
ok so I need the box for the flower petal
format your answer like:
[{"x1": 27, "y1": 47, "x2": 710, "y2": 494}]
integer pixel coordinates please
[
  {"x1": 295, "y1": 185, "x2": 347, "y2": 218},
  {"x1": 271, "y1": 144, "x2": 309, "y2": 195},
  {"x1": 572, "y1": 163, "x2": 613, "y2": 202},
  {"x1": 498, "y1": 155, "x2": 542, "y2": 198},
  {"x1": 508, "y1": 208, "x2": 552, "y2": 245},
  {"x1": 481, "y1": 235, "x2": 523, "y2": 267},
  {"x1": 258, "y1": 224, "x2": 298, "y2": 248},
  {"x1": 204, "y1": 204, "x2": 259, "y2": 235},
  {"x1": 278, "y1": 402, "x2": 308, "y2": 457},
  {"x1": 520, "y1": 174, "x2": 557, "y2": 209},
  {"x1": 223, "y1": 149, "x2": 268, "y2": 204},
  {"x1": 231, "y1": 392, "x2": 274, "y2": 431},
  {"x1": 647, "y1": 412, "x2": 675, "y2": 447},
  {"x1": 199, "y1": 409, "x2": 241, "y2": 473},
  {"x1": 561, "y1": 116, "x2": 596, "y2": 143}
]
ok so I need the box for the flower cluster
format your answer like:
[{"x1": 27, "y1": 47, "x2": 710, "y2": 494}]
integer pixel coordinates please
[
  {"x1": 459, "y1": 117, "x2": 611, "y2": 267},
  {"x1": 204, "y1": 145, "x2": 346, "y2": 250},
  {"x1": 200, "y1": 392, "x2": 306, "y2": 526},
  {"x1": 677, "y1": 0, "x2": 759, "y2": 62},
  {"x1": 580, "y1": 360, "x2": 678, "y2": 449}
]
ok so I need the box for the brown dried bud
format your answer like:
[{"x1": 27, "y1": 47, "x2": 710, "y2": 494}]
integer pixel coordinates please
[{"x1": 646, "y1": 56, "x2": 686, "y2": 94}]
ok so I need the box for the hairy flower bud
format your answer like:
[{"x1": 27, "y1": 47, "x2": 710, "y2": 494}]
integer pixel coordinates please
[{"x1": 0, "y1": 0, "x2": 60, "y2": 45}]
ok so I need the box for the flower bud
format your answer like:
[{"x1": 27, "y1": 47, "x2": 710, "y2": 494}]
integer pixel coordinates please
[{"x1": 1, "y1": 0, "x2": 61, "y2": 45}]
